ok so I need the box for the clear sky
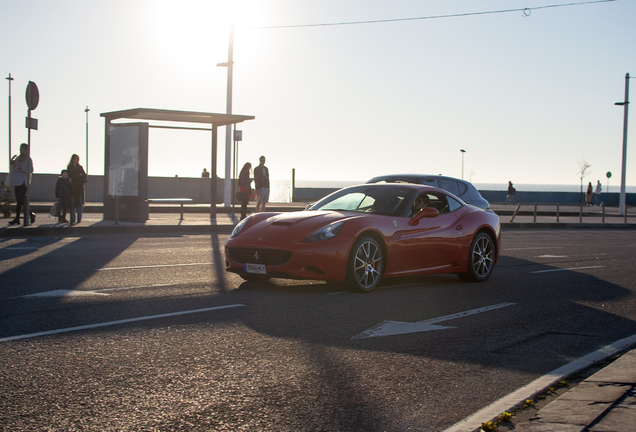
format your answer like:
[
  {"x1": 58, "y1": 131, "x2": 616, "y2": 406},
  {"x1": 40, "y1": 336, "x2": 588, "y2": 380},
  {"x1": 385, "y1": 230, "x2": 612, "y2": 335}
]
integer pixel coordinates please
[{"x1": 1, "y1": 0, "x2": 634, "y2": 187}]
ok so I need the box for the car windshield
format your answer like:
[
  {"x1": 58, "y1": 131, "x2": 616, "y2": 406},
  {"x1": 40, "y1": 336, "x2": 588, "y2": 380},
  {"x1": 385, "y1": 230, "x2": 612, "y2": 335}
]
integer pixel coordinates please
[{"x1": 309, "y1": 185, "x2": 414, "y2": 216}]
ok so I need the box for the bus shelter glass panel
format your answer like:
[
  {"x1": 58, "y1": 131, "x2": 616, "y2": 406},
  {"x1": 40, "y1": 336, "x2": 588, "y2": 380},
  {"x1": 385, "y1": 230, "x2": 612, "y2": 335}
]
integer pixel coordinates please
[{"x1": 109, "y1": 125, "x2": 140, "y2": 197}]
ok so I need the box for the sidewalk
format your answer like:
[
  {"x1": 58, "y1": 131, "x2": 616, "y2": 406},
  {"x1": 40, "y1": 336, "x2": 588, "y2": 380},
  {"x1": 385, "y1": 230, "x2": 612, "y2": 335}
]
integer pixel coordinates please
[
  {"x1": 1, "y1": 202, "x2": 634, "y2": 237},
  {"x1": 512, "y1": 348, "x2": 636, "y2": 432}
]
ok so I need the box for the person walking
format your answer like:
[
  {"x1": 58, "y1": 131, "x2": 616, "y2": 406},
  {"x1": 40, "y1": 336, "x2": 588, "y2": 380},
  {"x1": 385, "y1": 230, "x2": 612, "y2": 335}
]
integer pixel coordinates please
[
  {"x1": 55, "y1": 169, "x2": 72, "y2": 223},
  {"x1": 8, "y1": 143, "x2": 35, "y2": 225},
  {"x1": 67, "y1": 154, "x2": 87, "y2": 225},
  {"x1": 238, "y1": 162, "x2": 253, "y2": 220},
  {"x1": 505, "y1": 181, "x2": 516, "y2": 204},
  {"x1": 585, "y1": 182, "x2": 593, "y2": 206},
  {"x1": 594, "y1": 180, "x2": 603, "y2": 206},
  {"x1": 253, "y1": 155, "x2": 270, "y2": 212}
]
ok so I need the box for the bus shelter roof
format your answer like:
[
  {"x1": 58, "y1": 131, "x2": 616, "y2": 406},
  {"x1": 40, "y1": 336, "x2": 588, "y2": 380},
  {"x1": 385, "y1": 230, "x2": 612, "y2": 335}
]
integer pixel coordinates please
[{"x1": 100, "y1": 108, "x2": 255, "y2": 126}]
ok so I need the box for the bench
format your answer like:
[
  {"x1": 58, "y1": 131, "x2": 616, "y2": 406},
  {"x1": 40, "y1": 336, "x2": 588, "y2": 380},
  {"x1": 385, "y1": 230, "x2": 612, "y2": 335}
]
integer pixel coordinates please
[{"x1": 147, "y1": 198, "x2": 193, "y2": 220}]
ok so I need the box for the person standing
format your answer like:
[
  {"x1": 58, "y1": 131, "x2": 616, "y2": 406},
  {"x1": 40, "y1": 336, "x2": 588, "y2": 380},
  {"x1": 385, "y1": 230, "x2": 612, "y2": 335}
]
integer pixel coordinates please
[
  {"x1": 55, "y1": 169, "x2": 71, "y2": 223},
  {"x1": 585, "y1": 182, "x2": 593, "y2": 206},
  {"x1": 505, "y1": 181, "x2": 516, "y2": 204},
  {"x1": 201, "y1": 168, "x2": 210, "y2": 178},
  {"x1": 8, "y1": 143, "x2": 35, "y2": 225},
  {"x1": 67, "y1": 154, "x2": 87, "y2": 225},
  {"x1": 238, "y1": 162, "x2": 253, "y2": 220},
  {"x1": 253, "y1": 155, "x2": 270, "y2": 212},
  {"x1": 594, "y1": 180, "x2": 603, "y2": 206}
]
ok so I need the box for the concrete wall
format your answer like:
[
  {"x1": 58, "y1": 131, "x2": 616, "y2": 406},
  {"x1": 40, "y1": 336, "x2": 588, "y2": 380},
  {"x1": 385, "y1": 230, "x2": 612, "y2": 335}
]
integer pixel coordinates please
[{"x1": 1, "y1": 173, "x2": 226, "y2": 204}]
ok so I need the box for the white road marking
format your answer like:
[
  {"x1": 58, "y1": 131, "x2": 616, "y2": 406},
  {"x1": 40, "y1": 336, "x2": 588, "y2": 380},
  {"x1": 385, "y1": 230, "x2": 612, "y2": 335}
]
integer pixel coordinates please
[
  {"x1": 96, "y1": 262, "x2": 211, "y2": 271},
  {"x1": 352, "y1": 302, "x2": 516, "y2": 339},
  {"x1": 18, "y1": 289, "x2": 109, "y2": 298},
  {"x1": 0, "y1": 304, "x2": 246, "y2": 343},
  {"x1": 530, "y1": 266, "x2": 605, "y2": 274},
  {"x1": 443, "y1": 332, "x2": 636, "y2": 432},
  {"x1": 505, "y1": 247, "x2": 563, "y2": 251}
]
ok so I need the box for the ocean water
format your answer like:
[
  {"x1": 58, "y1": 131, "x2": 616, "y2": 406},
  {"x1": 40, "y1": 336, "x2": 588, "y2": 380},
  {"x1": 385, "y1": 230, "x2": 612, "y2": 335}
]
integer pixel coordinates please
[{"x1": 269, "y1": 180, "x2": 636, "y2": 203}]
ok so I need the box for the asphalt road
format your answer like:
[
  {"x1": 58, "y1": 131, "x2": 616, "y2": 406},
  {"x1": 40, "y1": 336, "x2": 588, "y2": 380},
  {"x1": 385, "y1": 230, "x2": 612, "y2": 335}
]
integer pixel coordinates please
[{"x1": 1, "y1": 229, "x2": 635, "y2": 431}]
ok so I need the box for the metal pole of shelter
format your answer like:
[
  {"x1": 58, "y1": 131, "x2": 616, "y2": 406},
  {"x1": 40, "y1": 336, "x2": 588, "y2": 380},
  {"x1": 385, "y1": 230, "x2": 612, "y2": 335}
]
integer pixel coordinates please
[
  {"x1": 211, "y1": 125, "x2": 218, "y2": 219},
  {"x1": 616, "y1": 73, "x2": 630, "y2": 216},
  {"x1": 85, "y1": 106, "x2": 90, "y2": 174},
  {"x1": 6, "y1": 73, "x2": 13, "y2": 169}
]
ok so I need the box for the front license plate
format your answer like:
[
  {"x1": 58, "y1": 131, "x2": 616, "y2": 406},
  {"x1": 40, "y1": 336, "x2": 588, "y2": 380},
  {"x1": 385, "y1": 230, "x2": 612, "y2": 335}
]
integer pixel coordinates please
[{"x1": 244, "y1": 263, "x2": 266, "y2": 274}]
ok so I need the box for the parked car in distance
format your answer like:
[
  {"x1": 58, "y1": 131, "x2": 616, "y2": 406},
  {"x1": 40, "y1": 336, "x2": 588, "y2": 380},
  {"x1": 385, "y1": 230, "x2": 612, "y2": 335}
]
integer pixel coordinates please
[{"x1": 367, "y1": 174, "x2": 490, "y2": 209}]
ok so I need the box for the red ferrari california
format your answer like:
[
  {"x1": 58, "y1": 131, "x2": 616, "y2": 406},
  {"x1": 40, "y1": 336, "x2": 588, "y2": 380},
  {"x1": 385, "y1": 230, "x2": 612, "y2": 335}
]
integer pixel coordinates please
[{"x1": 225, "y1": 184, "x2": 500, "y2": 292}]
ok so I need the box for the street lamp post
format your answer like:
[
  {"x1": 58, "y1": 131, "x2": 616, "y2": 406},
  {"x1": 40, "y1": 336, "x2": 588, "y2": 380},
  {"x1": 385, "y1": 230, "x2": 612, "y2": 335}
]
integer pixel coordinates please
[
  {"x1": 615, "y1": 73, "x2": 630, "y2": 216},
  {"x1": 460, "y1": 149, "x2": 466, "y2": 180},
  {"x1": 6, "y1": 73, "x2": 14, "y2": 168},
  {"x1": 217, "y1": 24, "x2": 234, "y2": 209},
  {"x1": 85, "y1": 106, "x2": 90, "y2": 174}
]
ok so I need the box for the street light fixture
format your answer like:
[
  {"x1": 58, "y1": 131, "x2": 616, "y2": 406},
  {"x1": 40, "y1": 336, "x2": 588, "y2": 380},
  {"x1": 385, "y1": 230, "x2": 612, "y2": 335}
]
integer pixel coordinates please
[
  {"x1": 615, "y1": 73, "x2": 630, "y2": 216},
  {"x1": 460, "y1": 149, "x2": 466, "y2": 180}
]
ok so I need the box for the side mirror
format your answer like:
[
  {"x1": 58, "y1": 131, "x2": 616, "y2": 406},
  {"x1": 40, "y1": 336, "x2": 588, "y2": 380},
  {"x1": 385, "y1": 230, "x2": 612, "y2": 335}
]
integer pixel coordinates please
[
  {"x1": 304, "y1": 203, "x2": 314, "y2": 211},
  {"x1": 408, "y1": 207, "x2": 439, "y2": 226}
]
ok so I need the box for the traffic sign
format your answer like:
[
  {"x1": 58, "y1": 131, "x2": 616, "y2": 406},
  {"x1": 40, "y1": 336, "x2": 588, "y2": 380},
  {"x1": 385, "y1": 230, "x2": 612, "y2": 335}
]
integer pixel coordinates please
[{"x1": 25, "y1": 81, "x2": 39, "y2": 110}]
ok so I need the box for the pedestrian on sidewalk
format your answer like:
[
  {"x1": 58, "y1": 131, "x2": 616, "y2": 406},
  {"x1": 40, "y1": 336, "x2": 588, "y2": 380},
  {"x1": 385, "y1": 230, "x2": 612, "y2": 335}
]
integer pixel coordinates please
[
  {"x1": 586, "y1": 181, "x2": 593, "y2": 206},
  {"x1": 67, "y1": 154, "x2": 87, "y2": 225},
  {"x1": 505, "y1": 181, "x2": 516, "y2": 204},
  {"x1": 594, "y1": 180, "x2": 603, "y2": 206},
  {"x1": 254, "y1": 156, "x2": 270, "y2": 212},
  {"x1": 238, "y1": 162, "x2": 253, "y2": 220},
  {"x1": 55, "y1": 170, "x2": 71, "y2": 223},
  {"x1": 8, "y1": 143, "x2": 35, "y2": 225}
]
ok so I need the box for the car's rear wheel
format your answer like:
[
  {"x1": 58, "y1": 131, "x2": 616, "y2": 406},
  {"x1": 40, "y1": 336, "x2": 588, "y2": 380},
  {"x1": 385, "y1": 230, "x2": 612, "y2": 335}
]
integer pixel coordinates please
[
  {"x1": 347, "y1": 236, "x2": 383, "y2": 292},
  {"x1": 458, "y1": 232, "x2": 495, "y2": 282}
]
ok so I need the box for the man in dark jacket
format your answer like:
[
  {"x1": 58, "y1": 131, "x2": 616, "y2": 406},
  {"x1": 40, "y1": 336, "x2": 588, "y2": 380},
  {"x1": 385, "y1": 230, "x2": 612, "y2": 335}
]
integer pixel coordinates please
[
  {"x1": 254, "y1": 156, "x2": 270, "y2": 212},
  {"x1": 55, "y1": 170, "x2": 72, "y2": 223}
]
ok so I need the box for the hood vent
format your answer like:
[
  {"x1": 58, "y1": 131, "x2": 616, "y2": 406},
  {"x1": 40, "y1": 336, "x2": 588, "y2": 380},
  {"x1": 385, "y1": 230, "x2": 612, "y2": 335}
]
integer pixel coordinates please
[{"x1": 272, "y1": 222, "x2": 293, "y2": 226}]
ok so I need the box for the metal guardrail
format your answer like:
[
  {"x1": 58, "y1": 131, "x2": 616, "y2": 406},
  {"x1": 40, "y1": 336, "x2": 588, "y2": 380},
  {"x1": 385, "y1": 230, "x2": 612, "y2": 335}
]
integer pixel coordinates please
[{"x1": 509, "y1": 203, "x2": 631, "y2": 224}]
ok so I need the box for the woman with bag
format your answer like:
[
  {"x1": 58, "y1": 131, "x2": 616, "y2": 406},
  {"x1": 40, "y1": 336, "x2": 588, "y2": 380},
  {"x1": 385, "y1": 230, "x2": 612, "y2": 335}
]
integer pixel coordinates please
[
  {"x1": 8, "y1": 143, "x2": 35, "y2": 225},
  {"x1": 67, "y1": 154, "x2": 87, "y2": 225},
  {"x1": 238, "y1": 162, "x2": 253, "y2": 220}
]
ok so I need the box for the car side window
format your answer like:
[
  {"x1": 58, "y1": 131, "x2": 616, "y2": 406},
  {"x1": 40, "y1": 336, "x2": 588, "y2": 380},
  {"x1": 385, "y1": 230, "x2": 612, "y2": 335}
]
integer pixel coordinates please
[
  {"x1": 421, "y1": 178, "x2": 438, "y2": 188},
  {"x1": 456, "y1": 182, "x2": 468, "y2": 196},
  {"x1": 447, "y1": 197, "x2": 463, "y2": 212},
  {"x1": 425, "y1": 193, "x2": 450, "y2": 214},
  {"x1": 439, "y1": 179, "x2": 460, "y2": 196}
]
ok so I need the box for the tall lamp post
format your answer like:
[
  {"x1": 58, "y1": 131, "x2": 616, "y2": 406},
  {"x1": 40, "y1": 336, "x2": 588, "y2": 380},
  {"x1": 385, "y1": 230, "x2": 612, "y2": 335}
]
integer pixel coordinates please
[
  {"x1": 460, "y1": 149, "x2": 466, "y2": 180},
  {"x1": 615, "y1": 73, "x2": 630, "y2": 216},
  {"x1": 85, "y1": 106, "x2": 90, "y2": 174},
  {"x1": 6, "y1": 73, "x2": 14, "y2": 168},
  {"x1": 217, "y1": 24, "x2": 234, "y2": 208}
]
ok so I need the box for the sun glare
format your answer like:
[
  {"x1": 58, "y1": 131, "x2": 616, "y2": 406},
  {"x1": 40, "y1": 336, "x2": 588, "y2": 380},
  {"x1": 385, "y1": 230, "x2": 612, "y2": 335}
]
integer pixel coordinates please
[{"x1": 150, "y1": 0, "x2": 265, "y2": 74}]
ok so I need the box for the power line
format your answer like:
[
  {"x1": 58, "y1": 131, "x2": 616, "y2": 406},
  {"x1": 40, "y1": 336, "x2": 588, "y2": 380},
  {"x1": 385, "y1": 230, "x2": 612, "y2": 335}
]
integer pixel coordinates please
[{"x1": 238, "y1": 0, "x2": 618, "y2": 30}]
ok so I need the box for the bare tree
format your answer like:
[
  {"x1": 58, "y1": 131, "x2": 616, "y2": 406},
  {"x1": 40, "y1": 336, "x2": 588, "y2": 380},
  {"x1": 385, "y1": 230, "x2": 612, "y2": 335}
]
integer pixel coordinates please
[{"x1": 577, "y1": 159, "x2": 592, "y2": 205}]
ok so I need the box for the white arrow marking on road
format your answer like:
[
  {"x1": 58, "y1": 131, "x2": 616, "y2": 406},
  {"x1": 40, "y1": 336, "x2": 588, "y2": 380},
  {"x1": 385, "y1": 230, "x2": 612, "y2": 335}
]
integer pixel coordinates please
[{"x1": 351, "y1": 302, "x2": 516, "y2": 340}]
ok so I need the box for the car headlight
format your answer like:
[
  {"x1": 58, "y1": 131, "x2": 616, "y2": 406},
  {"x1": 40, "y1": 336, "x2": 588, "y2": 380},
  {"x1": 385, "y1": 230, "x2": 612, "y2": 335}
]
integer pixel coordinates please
[
  {"x1": 304, "y1": 221, "x2": 344, "y2": 242},
  {"x1": 230, "y1": 216, "x2": 251, "y2": 239}
]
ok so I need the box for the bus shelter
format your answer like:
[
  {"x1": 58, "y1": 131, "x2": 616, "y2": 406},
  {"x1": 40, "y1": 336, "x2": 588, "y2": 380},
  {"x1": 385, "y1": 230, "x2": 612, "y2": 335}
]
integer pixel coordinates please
[{"x1": 100, "y1": 108, "x2": 255, "y2": 221}]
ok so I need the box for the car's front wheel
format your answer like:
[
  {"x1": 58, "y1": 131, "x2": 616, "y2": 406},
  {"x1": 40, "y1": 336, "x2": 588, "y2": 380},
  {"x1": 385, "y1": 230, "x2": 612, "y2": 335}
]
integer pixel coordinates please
[
  {"x1": 347, "y1": 236, "x2": 383, "y2": 292},
  {"x1": 458, "y1": 232, "x2": 495, "y2": 282}
]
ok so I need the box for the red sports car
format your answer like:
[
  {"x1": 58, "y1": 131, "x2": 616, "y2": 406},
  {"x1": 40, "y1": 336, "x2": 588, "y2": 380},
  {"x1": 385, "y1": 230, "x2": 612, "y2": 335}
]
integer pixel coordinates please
[{"x1": 225, "y1": 184, "x2": 500, "y2": 292}]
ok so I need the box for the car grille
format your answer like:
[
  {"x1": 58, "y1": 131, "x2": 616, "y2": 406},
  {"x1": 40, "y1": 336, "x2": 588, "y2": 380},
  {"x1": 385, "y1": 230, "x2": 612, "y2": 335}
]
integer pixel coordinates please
[{"x1": 227, "y1": 247, "x2": 293, "y2": 266}]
